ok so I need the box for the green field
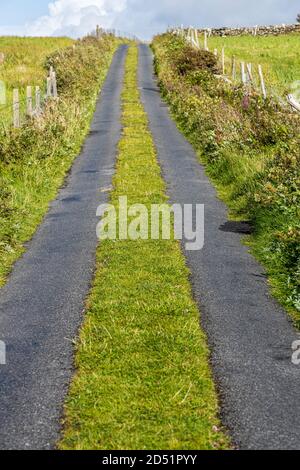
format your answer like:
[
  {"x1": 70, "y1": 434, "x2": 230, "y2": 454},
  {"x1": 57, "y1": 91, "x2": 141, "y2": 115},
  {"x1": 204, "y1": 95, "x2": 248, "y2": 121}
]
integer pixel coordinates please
[
  {"x1": 0, "y1": 36, "x2": 74, "y2": 124},
  {"x1": 198, "y1": 33, "x2": 300, "y2": 97}
]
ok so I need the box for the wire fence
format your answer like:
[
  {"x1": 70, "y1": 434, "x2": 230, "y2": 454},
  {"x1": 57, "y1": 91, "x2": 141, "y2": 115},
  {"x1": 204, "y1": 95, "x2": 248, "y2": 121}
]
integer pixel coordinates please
[
  {"x1": 91, "y1": 25, "x2": 139, "y2": 42},
  {"x1": 0, "y1": 65, "x2": 58, "y2": 132},
  {"x1": 0, "y1": 26, "x2": 140, "y2": 132},
  {"x1": 172, "y1": 26, "x2": 300, "y2": 113}
]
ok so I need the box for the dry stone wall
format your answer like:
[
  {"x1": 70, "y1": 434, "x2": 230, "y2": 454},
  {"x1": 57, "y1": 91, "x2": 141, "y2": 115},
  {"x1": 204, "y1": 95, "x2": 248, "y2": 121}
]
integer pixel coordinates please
[{"x1": 198, "y1": 24, "x2": 300, "y2": 37}]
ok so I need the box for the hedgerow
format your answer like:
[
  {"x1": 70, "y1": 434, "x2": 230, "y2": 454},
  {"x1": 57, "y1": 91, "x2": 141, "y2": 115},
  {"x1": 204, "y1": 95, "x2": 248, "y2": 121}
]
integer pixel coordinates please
[{"x1": 152, "y1": 33, "x2": 300, "y2": 319}]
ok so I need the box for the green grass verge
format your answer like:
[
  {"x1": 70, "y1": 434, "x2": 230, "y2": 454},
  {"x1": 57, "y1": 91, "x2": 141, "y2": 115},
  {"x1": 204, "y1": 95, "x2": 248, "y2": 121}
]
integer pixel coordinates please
[{"x1": 60, "y1": 44, "x2": 230, "y2": 451}]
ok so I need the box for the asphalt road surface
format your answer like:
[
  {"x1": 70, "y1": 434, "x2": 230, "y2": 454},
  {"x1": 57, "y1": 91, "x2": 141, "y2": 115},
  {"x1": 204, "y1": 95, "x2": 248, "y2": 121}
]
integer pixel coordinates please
[
  {"x1": 138, "y1": 44, "x2": 300, "y2": 450},
  {"x1": 0, "y1": 45, "x2": 127, "y2": 450}
]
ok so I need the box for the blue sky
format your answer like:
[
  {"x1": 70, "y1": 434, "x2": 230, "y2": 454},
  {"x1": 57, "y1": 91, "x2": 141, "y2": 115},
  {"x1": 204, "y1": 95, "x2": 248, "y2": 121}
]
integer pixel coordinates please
[
  {"x1": 0, "y1": 0, "x2": 48, "y2": 25},
  {"x1": 0, "y1": 0, "x2": 299, "y2": 39}
]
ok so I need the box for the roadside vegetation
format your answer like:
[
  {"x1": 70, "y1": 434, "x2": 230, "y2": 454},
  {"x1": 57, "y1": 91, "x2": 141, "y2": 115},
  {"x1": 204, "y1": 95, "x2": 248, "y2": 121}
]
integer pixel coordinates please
[
  {"x1": 152, "y1": 33, "x2": 300, "y2": 321},
  {"x1": 60, "y1": 44, "x2": 229, "y2": 451},
  {"x1": 199, "y1": 33, "x2": 300, "y2": 97},
  {"x1": 0, "y1": 35, "x2": 118, "y2": 286}
]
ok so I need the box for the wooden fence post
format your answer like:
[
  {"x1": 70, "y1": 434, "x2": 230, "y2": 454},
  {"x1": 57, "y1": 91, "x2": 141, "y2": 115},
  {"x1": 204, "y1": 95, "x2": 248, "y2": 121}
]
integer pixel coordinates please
[
  {"x1": 35, "y1": 86, "x2": 41, "y2": 113},
  {"x1": 47, "y1": 77, "x2": 52, "y2": 98},
  {"x1": 231, "y1": 57, "x2": 236, "y2": 80},
  {"x1": 26, "y1": 86, "x2": 32, "y2": 116},
  {"x1": 246, "y1": 63, "x2": 253, "y2": 83},
  {"x1": 221, "y1": 47, "x2": 225, "y2": 75},
  {"x1": 52, "y1": 71, "x2": 58, "y2": 98},
  {"x1": 287, "y1": 94, "x2": 300, "y2": 112},
  {"x1": 13, "y1": 89, "x2": 20, "y2": 128},
  {"x1": 258, "y1": 65, "x2": 267, "y2": 99},
  {"x1": 204, "y1": 31, "x2": 208, "y2": 51},
  {"x1": 241, "y1": 61, "x2": 247, "y2": 84},
  {"x1": 194, "y1": 29, "x2": 199, "y2": 48},
  {"x1": 0, "y1": 80, "x2": 5, "y2": 105}
]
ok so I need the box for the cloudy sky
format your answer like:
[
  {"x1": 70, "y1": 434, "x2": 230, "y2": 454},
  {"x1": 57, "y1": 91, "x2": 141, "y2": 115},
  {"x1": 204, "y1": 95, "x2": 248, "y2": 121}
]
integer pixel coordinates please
[{"x1": 0, "y1": 0, "x2": 299, "y2": 39}]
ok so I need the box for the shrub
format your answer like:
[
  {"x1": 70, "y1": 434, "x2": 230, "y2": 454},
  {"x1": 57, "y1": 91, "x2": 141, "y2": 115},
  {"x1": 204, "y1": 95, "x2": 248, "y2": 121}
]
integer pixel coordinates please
[{"x1": 174, "y1": 45, "x2": 220, "y2": 76}]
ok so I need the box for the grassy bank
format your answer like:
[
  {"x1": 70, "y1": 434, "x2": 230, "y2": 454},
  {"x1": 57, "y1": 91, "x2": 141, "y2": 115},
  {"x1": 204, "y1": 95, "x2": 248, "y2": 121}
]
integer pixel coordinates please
[
  {"x1": 152, "y1": 34, "x2": 300, "y2": 321},
  {"x1": 0, "y1": 35, "x2": 118, "y2": 286},
  {"x1": 60, "y1": 45, "x2": 229, "y2": 450},
  {"x1": 198, "y1": 33, "x2": 300, "y2": 97}
]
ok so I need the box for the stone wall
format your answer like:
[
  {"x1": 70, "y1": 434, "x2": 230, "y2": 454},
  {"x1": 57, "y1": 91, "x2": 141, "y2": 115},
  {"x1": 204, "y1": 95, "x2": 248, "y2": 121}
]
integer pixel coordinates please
[{"x1": 198, "y1": 24, "x2": 300, "y2": 37}]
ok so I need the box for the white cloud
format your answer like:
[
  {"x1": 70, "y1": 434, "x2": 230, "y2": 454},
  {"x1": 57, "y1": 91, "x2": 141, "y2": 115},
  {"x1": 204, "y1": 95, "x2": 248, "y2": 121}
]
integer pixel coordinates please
[
  {"x1": 0, "y1": 0, "x2": 299, "y2": 39},
  {"x1": 25, "y1": 0, "x2": 127, "y2": 37}
]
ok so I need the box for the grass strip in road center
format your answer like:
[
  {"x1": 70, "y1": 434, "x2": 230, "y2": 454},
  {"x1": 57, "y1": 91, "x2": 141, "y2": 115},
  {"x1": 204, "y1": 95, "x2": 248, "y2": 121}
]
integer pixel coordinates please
[{"x1": 60, "y1": 44, "x2": 230, "y2": 450}]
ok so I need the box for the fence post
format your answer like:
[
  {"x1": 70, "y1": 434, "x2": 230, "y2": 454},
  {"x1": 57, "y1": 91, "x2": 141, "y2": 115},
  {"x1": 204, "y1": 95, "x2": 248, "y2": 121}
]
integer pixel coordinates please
[
  {"x1": 204, "y1": 31, "x2": 208, "y2": 51},
  {"x1": 241, "y1": 62, "x2": 247, "y2": 84},
  {"x1": 231, "y1": 56, "x2": 236, "y2": 80},
  {"x1": 47, "y1": 77, "x2": 52, "y2": 98},
  {"x1": 287, "y1": 94, "x2": 300, "y2": 112},
  {"x1": 0, "y1": 53, "x2": 4, "y2": 64},
  {"x1": 246, "y1": 63, "x2": 253, "y2": 83},
  {"x1": 0, "y1": 80, "x2": 6, "y2": 105},
  {"x1": 26, "y1": 86, "x2": 33, "y2": 116},
  {"x1": 35, "y1": 86, "x2": 41, "y2": 113},
  {"x1": 258, "y1": 65, "x2": 267, "y2": 99},
  {"x1": 52, "y1": 71, "x2": 58, "y2": 98},
  {"x1": 221, "y1": 47, "x2": 225, "y2": 75},
  {"x1": 96, "y1": 24, "x2": 100, "y2": 39},
  {"x1": 194, "y1": 29, "x2": 199, "y2": 48},
  {"x1": 13, "y1": 89, "x2": 20, "y2": 128}
]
